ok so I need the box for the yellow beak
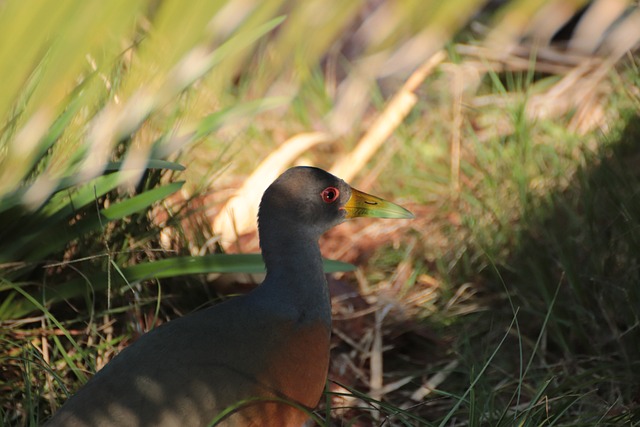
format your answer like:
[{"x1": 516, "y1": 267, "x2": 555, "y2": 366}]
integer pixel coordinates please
[{"x1": 342, "y1": 188, "x2": 414, "y2": 219}]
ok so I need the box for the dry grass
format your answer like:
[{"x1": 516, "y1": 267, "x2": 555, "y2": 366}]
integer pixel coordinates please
[{"x1": 2, "y1": 1, "x2": 640, "y2": 426}]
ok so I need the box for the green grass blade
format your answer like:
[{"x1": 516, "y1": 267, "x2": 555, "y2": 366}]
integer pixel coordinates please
[
  {"x1": 101, "y1": 181, "x2": 184, "y2": 221},
  {"x1": 195, "y1": 97, "x2": 290, "y2": 139},
  {"x1": 104, "y1": 160, "x2": 186, "y2": 172},
  {"x1": 8, "y1": 255, "x2": 354, "y2": 318}
]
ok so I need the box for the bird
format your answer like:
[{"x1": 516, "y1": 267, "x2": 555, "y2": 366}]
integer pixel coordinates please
[{"x1": 45, "y1": 166, "x2": 414, "y2": 427}]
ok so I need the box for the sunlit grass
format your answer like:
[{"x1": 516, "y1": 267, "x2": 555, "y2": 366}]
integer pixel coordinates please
[{"x1": 1, "y1": 0, "x2": 640, "y2": 426}]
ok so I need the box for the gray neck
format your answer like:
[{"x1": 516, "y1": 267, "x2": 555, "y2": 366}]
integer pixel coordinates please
[{"x1": 255, "y1": 224, "x2": 331, "y2": 328}]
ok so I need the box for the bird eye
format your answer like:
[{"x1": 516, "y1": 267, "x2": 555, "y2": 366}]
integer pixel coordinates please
[{"x1": 321, "y1": 187, "x2": 340, "y2": 203}]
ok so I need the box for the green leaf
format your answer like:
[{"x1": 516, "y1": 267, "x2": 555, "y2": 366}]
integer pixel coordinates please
[
  {"x1": 27, "y1": 181, "x2": 184, "y2": 261},
  {"x1": 101, "y1": 181, "x2": 184, "y2": 221},
  {"x1": 0, "y1": 180, "x2": 184, "y2": 264},
  {"x1": 104, "y1": 159, "x2": 185, "y2": 172},
  {"x1": 111, "y1": 253, "x2": 355, "y2": 279},
  {"x1": 195, "y1": 97, "x2": 289, "y2": 139},
  {"x1": 42, "y1": 172, "x2": 139, "y2": 218},
  {"x1": 0, "y1": 172, "x2": 131, "y2": 263},
  {"x1": 7, "y1": 254, "x2": 355, "y2": 318}
]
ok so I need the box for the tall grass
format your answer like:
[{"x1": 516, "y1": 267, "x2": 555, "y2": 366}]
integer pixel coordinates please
[
  {"x1": 1, "y1": 0, "x2": 639, "y2": 425},
  {"x1": 370, "y1": 63, "x2": 640, "y2": 424}
]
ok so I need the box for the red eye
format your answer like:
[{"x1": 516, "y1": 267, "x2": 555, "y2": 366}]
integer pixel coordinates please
[{"x1": 321, "y1": 187, "x2": 340, "y2": 203}]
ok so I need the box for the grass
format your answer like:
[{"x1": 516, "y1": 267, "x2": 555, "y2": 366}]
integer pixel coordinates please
[
  {"x1": 317, "y1": 61, "x2": 640, "y2": 425},
  {"x1": 1, "y1": 1, "x2": 640, "y2": 426},
  {"x1": 379, "y1": 70, "x2": 640, "y2": 425}
]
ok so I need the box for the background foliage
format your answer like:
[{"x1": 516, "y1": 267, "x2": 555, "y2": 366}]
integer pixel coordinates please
[{"x1": 1, "y1": 0, "x2": 639, "y2": 425}]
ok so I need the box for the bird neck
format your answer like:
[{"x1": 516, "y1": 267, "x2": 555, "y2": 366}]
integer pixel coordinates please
[{"x1": 257, "y1": 225, "x2": 331, "y2": 327}]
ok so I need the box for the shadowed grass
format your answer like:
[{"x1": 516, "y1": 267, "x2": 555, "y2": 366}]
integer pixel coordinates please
[{"x1": 1, "y1": 1, "x2": 640, "y2": 426}]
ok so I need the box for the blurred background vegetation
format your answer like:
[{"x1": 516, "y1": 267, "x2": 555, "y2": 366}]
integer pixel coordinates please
[{"x1": 1, "y1": 0, "x2": 639, "y2": 425}]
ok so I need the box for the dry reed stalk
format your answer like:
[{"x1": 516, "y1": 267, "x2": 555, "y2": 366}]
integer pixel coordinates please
[
  {"x1": 451, "y1": 65, "x2": 464, "y2": 196},
  {"x1": 330, "y1": 50, "x2": 447, "y2": 182},
  {"x1": 410, "y1": 359, "x2": 459, "y2": 401},
  {"x1": 211, "y1": 132, "x2": 331, "y2": 245}
]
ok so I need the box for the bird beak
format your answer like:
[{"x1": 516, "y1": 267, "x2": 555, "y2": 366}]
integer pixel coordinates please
[{"x1": 342, "y1": 188, "x2": 415, "y2": 219}]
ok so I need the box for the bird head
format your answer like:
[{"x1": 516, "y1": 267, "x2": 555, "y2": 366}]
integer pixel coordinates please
[{"x1": 258, "y1": 166, "x2": 413, "y2": 239}]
